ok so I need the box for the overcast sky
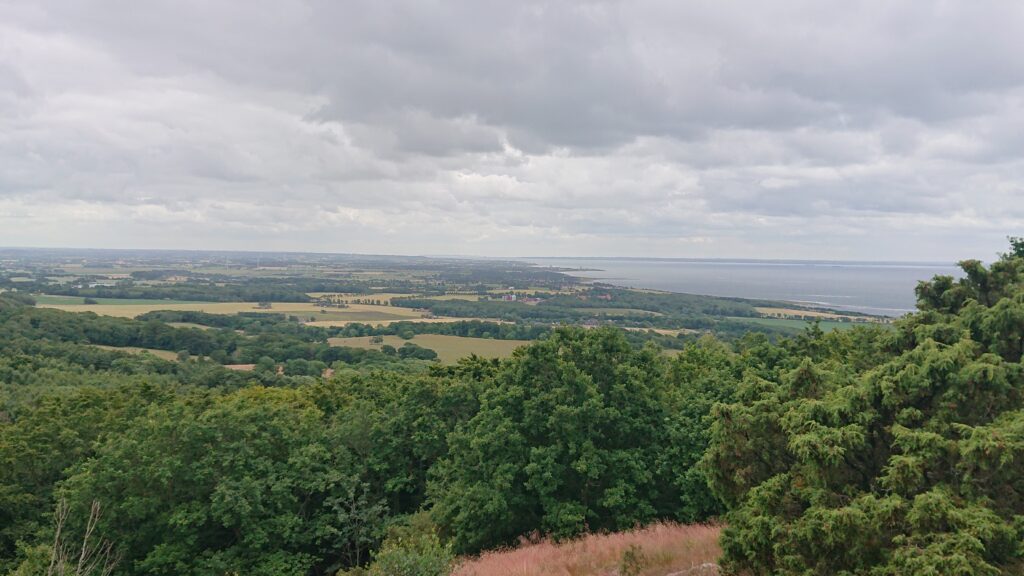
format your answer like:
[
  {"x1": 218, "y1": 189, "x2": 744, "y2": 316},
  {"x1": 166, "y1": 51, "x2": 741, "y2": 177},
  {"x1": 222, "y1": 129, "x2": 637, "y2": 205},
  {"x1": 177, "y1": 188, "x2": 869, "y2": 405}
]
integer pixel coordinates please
[{"x1": 1, "y1": 1, "x2": 1022, "y2": 260}]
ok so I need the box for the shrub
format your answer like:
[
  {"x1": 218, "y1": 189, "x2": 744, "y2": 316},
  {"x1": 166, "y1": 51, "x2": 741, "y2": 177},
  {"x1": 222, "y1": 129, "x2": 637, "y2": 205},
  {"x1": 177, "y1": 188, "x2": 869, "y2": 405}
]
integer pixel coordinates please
[{"x1": 355, "y1": 514, "x2": 453, "y2": 576}]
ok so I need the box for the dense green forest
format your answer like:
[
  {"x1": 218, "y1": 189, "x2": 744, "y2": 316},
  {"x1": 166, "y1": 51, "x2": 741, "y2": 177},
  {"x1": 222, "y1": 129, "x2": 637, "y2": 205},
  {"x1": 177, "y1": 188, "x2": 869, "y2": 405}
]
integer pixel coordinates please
[
  {"x1": 392, "y1": 287, "x2": 762, "y2": 326},
  {"x1": 703, "y1": 240, "x2": 1024, "y2": 575},
  {"x1": 1, "y1": 241, "x2": 1022, "y2": 575}
]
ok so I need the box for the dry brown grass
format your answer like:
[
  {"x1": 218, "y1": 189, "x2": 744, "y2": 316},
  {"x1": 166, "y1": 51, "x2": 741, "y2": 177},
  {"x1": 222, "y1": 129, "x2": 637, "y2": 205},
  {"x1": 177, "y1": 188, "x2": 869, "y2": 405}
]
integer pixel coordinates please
[
  {"x1": 90, "y1": 345, "x2": 179, "y2": 361},
  {"x1": 452, "y1": 523, "x2": 720, "y2": 576}
]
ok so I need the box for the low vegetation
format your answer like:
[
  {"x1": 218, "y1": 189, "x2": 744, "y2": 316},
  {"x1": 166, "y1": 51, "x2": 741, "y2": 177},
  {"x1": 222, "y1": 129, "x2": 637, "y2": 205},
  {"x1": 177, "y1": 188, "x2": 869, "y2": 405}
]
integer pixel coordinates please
[
  {"x1": 706, "y1": 238, "x2": 1024, "y2": 574},
  {"x1": 1, "y1": 239, "x2": 1021, "y2": 575},
  {"x1": 451, "y1": 523, "x2": 720, "y2": 576}
]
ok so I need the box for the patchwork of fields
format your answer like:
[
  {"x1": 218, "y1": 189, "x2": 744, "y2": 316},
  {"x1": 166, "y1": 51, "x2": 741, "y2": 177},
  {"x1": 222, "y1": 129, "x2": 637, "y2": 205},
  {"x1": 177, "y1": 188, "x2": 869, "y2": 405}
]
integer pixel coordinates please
[{"x1": 36, "y1": 297, "x2": 428, "y2": 323}]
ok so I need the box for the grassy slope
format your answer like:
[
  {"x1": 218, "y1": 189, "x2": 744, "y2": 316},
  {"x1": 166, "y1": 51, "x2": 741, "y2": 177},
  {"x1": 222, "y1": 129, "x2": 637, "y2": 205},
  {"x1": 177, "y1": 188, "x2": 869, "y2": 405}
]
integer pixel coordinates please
[{"x1": 452, "y1": 523, "x2": 720, "y2": 576}]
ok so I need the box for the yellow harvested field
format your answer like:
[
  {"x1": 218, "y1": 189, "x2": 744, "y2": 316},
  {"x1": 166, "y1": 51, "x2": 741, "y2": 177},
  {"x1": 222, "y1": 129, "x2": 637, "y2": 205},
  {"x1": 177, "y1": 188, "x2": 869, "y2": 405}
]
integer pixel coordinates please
[
  {"x1": 328, "y1": 334, "x2": 531, "y2": 364},
  {"x1": 168, "y1": 322, "x2": 213, "y2": 330},
  {"x1": 91, "y1": 345, "x2": 179, "y2": 361},
  {"x1": 452, "y1": 522, "x2": 721, "y2": 576},
  {"x1": 623, "y1": 327, "x2": 699, "y2": 336},
  {"x1": 38, "y1": 301, "x2": 427, "y2": 321},
  {"x1": 223, "y1": 364, "x2": 256, "y2": 371}
]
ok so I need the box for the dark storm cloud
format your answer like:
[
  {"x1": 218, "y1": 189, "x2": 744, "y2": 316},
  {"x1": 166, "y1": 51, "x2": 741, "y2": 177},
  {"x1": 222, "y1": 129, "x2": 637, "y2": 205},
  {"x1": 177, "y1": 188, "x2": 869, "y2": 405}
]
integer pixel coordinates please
[{"x1": 0, "y1": 0, "x2": 1022, "y2": 259}]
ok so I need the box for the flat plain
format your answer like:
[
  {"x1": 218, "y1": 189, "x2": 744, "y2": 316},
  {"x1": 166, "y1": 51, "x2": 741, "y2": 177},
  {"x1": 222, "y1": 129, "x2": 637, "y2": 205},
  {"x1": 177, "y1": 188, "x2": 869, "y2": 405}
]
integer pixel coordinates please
[{"x1": 37, "y1": 299, "x2": 428, "y2": 322}]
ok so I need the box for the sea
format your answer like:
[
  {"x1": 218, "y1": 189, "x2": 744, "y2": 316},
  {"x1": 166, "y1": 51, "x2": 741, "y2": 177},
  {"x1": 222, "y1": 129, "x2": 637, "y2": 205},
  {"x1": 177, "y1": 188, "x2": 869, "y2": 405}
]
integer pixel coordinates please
[{"x1": 523, "y1": 258, "x2": 965, "y2": 317}]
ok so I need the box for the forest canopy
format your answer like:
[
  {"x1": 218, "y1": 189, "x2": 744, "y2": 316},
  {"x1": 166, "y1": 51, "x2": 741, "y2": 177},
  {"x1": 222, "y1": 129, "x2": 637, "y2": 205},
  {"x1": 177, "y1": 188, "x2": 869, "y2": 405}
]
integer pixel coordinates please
[{"x1": 1, "y1": 241, "x2": 1022, "y2": 575}]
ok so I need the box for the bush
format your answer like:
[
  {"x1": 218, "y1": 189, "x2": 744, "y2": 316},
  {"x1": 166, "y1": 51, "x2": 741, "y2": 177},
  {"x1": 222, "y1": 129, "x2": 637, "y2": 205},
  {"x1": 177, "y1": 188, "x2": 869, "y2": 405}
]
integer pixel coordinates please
[
  {"x1": 351, "y1": 514, "x2": 453, "y2": 576},
  {"x1": 397, "y1": 343, "x2": 438, "y2": 361},
  {"x1": 619, "y1": 544, "x2": 648, "y2": 576}
]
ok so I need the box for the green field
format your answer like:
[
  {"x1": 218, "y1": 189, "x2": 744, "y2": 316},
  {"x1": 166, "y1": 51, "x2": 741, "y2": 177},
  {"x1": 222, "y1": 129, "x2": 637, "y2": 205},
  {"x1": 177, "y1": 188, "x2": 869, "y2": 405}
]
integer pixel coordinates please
[
  {"x1": 167, "y1": 322, "x2": 214, "y2": 330},
  {"x1": 731, "y1": 316, "x2": 860, "y2": 332},
  {"x1": 90, "y1": 345, "x2": 180, "y2": 361},
  {"x1": 328, "y1": 334, "x2": 531, "y2": 364},
  {"x1": 423, "y1": 294, "x2": 482, "y2": 301}
]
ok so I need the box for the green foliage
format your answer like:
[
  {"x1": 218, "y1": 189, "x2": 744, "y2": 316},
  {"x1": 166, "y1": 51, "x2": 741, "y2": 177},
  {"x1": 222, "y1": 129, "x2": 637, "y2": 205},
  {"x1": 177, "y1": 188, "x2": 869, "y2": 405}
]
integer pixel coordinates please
[
  {"x1": 397, "y1": 343, "x2": 439, "y2": 361},
  {"x1": 619, "y1": 543, "x2": 648, "y2": 576},
  {"x1": 705, "y1": 243, "x2": 1024, "y2": 575},
  {"x1": 0, "y1": 302, "x2": 749, "y2": 573},
  {"x1": 430, "y1": 327, "x2": 704, "y2": 553},
  {"x1": 391, "y1": 289, "x2": 798, "y2": 338},
  {"x1": 353, "y1": 514, "x2": 453, "y2": 576},
  {"x1": 12, "y1": 246, "x2": 984, "y2": 574},
  {"x1": 0, "y1": 292, "x2": 35, "y2": 309}
]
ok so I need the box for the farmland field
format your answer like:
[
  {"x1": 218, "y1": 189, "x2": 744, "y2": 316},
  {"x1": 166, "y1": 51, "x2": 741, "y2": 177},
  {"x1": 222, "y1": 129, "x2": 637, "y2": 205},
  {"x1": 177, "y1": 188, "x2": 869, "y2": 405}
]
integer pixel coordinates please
[
  {"x1": 90, "y1": 345, "x2": 180, "y2": 361},
  {"x1": 167, "y1": 322, "x2": 214, "y2": 330},
  {"x1": 423, "y1": 294, "x2": 482, "y2": 301},
  {"x1": 36, "y1": 300, "x2": 429, "y2": 322},
  {"x1": 34, "y1": 294, "x2": 201, "y2": 306},
  {"x1": 328, "y1": 334, "x2": 531, "y2": 363},
  {"x1": 731, "y1": 316, "x2": 858, "y2": 332},
  {"x1": 305, "y1": 292, "x2": 416, "y2": 303}
]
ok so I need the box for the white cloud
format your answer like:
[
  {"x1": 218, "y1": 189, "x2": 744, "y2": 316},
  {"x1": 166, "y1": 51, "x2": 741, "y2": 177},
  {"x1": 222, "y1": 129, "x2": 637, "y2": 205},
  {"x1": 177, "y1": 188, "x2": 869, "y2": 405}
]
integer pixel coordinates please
[{"x1": 0, "y1": 1, "x2": 1022, "y2": 260}]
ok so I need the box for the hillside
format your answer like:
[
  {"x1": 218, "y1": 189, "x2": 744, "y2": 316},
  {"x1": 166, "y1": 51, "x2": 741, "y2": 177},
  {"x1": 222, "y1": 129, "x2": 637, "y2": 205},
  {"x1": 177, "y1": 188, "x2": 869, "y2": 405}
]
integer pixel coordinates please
[{"x1": 452, "y1": 523, "x2": 720, "y2": 576}]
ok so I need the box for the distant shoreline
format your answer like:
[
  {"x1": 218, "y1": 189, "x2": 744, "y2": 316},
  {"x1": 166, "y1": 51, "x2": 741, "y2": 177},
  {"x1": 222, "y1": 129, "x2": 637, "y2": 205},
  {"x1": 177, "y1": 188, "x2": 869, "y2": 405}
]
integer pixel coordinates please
[{"x1": 523, "y1": 257, "x2": 962, "y2": 317}]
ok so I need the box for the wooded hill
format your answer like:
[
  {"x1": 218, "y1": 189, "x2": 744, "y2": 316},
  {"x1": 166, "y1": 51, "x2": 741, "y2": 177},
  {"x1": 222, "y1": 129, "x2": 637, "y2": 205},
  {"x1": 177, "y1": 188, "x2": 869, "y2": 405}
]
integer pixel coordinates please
[{"x1": 1, "y1": 239, "x2": 1022, "y2": 575}]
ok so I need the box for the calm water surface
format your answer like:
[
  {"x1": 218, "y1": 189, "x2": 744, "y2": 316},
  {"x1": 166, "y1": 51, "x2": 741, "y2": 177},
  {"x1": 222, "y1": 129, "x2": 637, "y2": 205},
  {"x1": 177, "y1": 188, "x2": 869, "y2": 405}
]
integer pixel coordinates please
[{"x1": 524, "y1": 258, "x2": 964, "y2": 317}]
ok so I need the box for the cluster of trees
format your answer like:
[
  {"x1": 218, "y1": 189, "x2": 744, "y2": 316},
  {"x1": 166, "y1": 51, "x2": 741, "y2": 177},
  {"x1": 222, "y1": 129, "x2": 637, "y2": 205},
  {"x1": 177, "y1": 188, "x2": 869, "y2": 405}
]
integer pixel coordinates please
[
  {"x1": 0, "y1": 307, "x2": 434, "y2": 378},
  {"x1": 705, "y1": 239, "x2": 1024, "y2": 574},
  {"x1": 138, "y1": 311, "x2": 553, "y2": 343},
  {"x1": 334, "y1": 319, "x2": 552, "y2": 341},
  {"x1": 0, "y1": 322, "x2": 749, "y2": 575},
  {"x1": 16, "y1": 306, "x2": 581, "y2": 374},
  {"x1": 390, "y1": 289, "x2": 801, "y2": 337},
  {"x1": 543, "y1": 288, "x2": 763, "y2": 317},
  {"x1": 433, "y1": 265, "x2": 573, "y2": 288}
]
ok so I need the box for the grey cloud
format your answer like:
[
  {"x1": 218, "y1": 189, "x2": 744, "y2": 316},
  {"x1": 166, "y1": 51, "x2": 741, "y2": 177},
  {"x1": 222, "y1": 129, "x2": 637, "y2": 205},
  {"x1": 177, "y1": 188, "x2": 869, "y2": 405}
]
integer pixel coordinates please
[{"x1": 0, "y1": 1, "x2": 1022, "y2": 260}]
